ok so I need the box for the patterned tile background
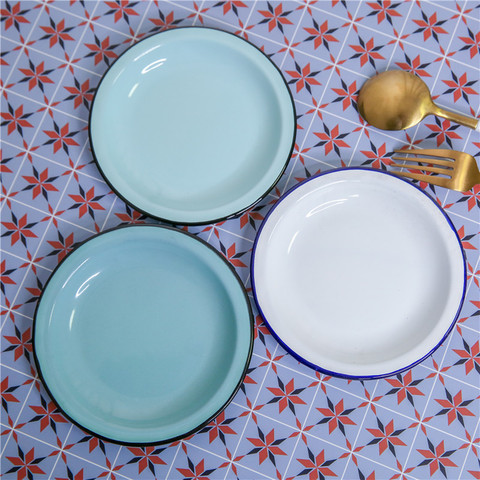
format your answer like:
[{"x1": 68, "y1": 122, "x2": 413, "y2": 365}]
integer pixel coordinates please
[{"x1": 1, "y1": 1, "x2": 479, "y2": 479}]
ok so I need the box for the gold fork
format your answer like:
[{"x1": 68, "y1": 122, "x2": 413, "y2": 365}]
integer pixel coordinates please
[{"x1": 390, "y1": 148, "x2": 480, "y2": 192}]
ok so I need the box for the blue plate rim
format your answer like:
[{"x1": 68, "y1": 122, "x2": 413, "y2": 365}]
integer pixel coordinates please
[
  {"x1": 88, "y1": 26, "x2": 297, "y2": 226},
  {"x1": 250, "y1": 167, "x2": 467, "y2": 380},
  {"x1": 33, "y1": 224, "x2": 254, "y2": 446}
]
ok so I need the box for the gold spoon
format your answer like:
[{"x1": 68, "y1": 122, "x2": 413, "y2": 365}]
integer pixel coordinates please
[{"x1": 357, "y1": 70, "x2": 479, "y2": 131}]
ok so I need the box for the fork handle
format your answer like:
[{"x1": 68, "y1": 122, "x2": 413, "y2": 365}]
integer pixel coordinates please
[{"x1": 433, "y1": 105, "x2": 480, "y2": 130}]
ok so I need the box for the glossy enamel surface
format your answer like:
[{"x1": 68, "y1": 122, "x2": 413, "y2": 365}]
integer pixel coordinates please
[
  {"x1": 34, "y1": 226, "x2": 253, "y2": 444},
  {"x1": 252, "y1": 169, "x2": 466, "y2": 379},
  {"x1": 90, "y1": 28, "x2": 295, "y2": 224}
]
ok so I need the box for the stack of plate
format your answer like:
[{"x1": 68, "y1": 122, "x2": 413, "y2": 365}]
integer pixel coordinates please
[{"x1": 33, "y1": 27, "x2": 466, "y2": 446}]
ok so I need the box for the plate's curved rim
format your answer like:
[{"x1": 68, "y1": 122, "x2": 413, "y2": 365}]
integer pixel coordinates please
[
  {"x1": 32, "y1": 224, "x2": 254, "y2": 446},
  {"x1": 251, "y1": 167, "x2": 467, "y2": 380},
  {"x1": 88, "y1": 26, "x2": 297, "y2": 226}
]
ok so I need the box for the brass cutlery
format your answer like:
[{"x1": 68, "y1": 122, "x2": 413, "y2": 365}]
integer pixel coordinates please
[
  {"x1": 390, "y1": 148, "x2": 480, "y2": 192},
  {"x1": 358, "y1": 70, "x2": 480, "y2": 131}
]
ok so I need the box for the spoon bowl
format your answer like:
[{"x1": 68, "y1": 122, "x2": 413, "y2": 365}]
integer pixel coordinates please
[{"x1": 357, "y1": 70, "x2": 479, "y2": 131}]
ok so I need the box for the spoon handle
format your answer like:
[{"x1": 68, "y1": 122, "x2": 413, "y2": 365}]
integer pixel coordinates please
[{"x1": 432, "y1": 104, "x2": 479, "y2": 130}]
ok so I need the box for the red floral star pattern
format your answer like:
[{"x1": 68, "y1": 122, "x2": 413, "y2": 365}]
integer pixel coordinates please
[
  {"x1": 1, "y1": 2, "x2": 30, "y2": 31},
  {"x1": 412, "y1": 11, "x2": 448, "y2": 42},
  {"x1": 258, "y1": 2, "x2": 293, "y2": 33},
  {"x1": 417, "y1": 440, "x2": 457, "y2": 477},
  {"x1": 1, "y1": 3, "x2": 479, "y2": 480},
  {"x1": 6, "y1": 447, "x2": 46, "y2": 479}
]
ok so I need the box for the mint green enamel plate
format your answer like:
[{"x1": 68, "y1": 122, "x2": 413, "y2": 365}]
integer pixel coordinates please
[
  {"x1": 33, "y1": 226, "x2": 253, "y2": 445},
  {"x1": 89, "y1": 27, "x2": 295, "y2": 225}
]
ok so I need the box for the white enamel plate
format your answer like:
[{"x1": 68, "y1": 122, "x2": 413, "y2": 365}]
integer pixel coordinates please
[{"x1": 252, "y1": 168, "x2": 466, "y2": 379}]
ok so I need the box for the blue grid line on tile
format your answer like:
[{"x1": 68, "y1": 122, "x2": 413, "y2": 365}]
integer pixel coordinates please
[
  {"x1": 124, "y1": 0, "x2": 155, "y2": 46},
  {"x1": 237, "y1": 0, "x2": 259, "y2": 38},
  {"x1": 1, "y1": 36, "x2": 105, "y2": 77},
  {"x1": 160, "y1": 0, "x2": 371, "y2": 78},
  {"x1": 385, "y1": 0, "x2": 417, "y2": 70},
  {"x1": 280, "y1": 379, "x2": 322, "y2": 479},
  {"x1": 2, "y1": 194, "x2": 72, "y2": 222},
  {"x1": 0, "y1": 373, "x2": 38, "y2": 459},
  {"x1": 296, "y1": 151, "x2": 342, "y2": 169},
  {"x1": 153, "y1": 0, "x2": 476, "y2": 83},
  {"x1": 0, "y1": 425, "x2": 130, "y2": 480},
  {"x1": 44, "y1": 424, "x2": 75, "y2": 480},
  {"x1": 279, "y1": 0, "x2": 365, "y2": 195},
  {"x1": 0, "y1": 249, "x2": 54, "y2": 272},
  {"x1": 304, "y1": 0, "x2": 480, "y2": 72},
  {"x1": 456, "y1": 427, "x2": 480, "y2": 480},
  {"x1": 458, "y1": 413, "x2": 480, "y2": 479},
  {"x1": 443, "y1": 209, "x2": 480, "y2": 227},
  {"x1": 98, "y1": 196, "x2": 119, "y2": 232},
  {"x1": 160, "y1": 1, "x2": 312, "y2": 70},
  {"x1": 192, "y1": 0, "x2": 208, "y2": 27},
  {"x1": 164, "y1": 444, "x2": 183, "y2": 480},
  {"x1": 288, "y1": 45, "x2": 372, "y2": 79},
  {"x1": 1, "y1": 138, "x2": 103, "y2": 184},
  {"x1": 1, "y1": 2, "x2": 44, "y2": 87},
  {"x1": 228, "y1": 398, "x2": 352, "y2": 451},
  {"x1": 221, "y1": 344, "x2": 280, "y2": 480},
  {"x1": 462, "y1": 324, "x2": 480, "y2": 336},
  {"x1": 345, "y1": 125, "x2": 370, "y2": 167},
  {"x1": 419, "y1": 364, "x2": 480, "y2": 391},
  {"x1": 247, "y1": 352, "x2": 480, "y2": 438},
  {"x1": 230, "y1": 390, "x2": 421, "y2": 480},
  {"x1": 182, "y1": 440, "x2": 229, "y2": 462},
  {"x1": 216, "y1": 227, "x2": 256, "y2": 244},
  {"x1": 3, "y1": 88, "x2": 90, "y2": 124},
  {"x1": 4, "y1": 1, "x2": 478, "y2": 78},
  {"x1": 0, "y1": 257, "x2": 32, "y2": 331},
  {"x1": 184, "y1": 440, "x2": 277, "y2": 480},
  {"x1": 38, "y1": 1, "x2": 134, "y2": 40},
  {"x1": 1, "y1": 19, "x2": 94, "y2": 204},
  {"x1": 423, "y1": 0, "x2": 478, "y2": 20},
  {"x1": 255, "y1": 350, "x2": 480, "y2": 406},
  {"x1": 1, "y1": 362, "x2": 36, "y2": 380},
  {"x1": 162, "y1": 0, "x2": 276, "y2": 36},
  {"x1": 277, "y1": 3, "x2": 310, "y2": 70},
  {"x1": 104, "y1": 446, "x2": 123, "y2": 480},
  {"x1": 0, "y1": 307, "x2": 32, "y2": 323},
  {"x1": 285, "y1": 97, "x2": 480, "y2": 170},
  {"x1": 300, "y1": 1, "x2": 387, "y2": 25},
  {"x1": 339, "y1": 380, "x2": 380, "y2": 480},
  {"x1": 293, "y1": 98, "x2": 365, "y2": 130},
  {"x1": 466, "y1": 269, "x2": 480, "y2": 297}
]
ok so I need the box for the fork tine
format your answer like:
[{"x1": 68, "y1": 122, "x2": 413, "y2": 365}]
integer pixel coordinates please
[
  {"x1": 392, "y1": 170, "x2": 451, "y2": 188},
  {"x1": 389, "y1": 162, "x2": 452, "y2": 177},
  {"x1": 391, "y1": 154, "x2": 454, "y2": 168},
  {"x1": 393, "y1": 148, "x2": 458, "y2": 159}
]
